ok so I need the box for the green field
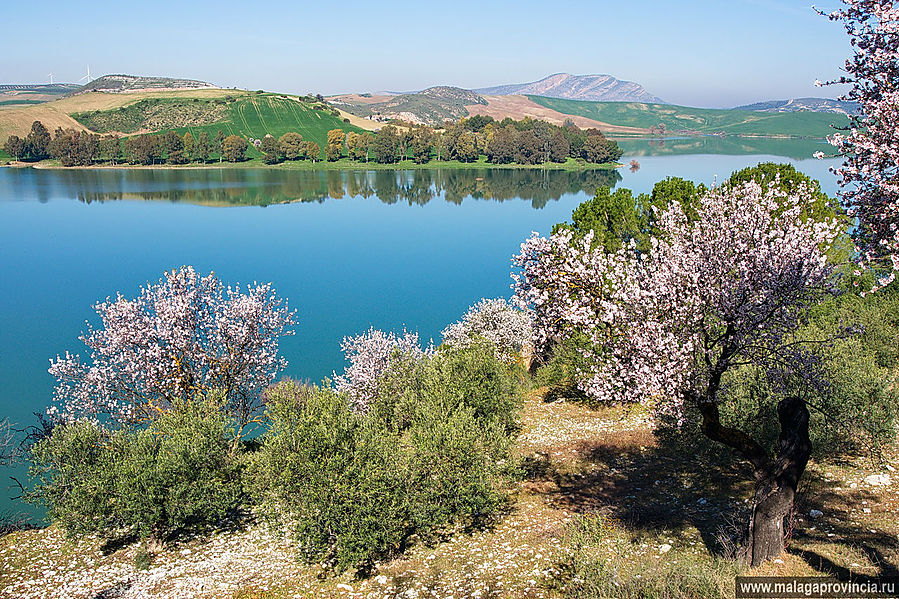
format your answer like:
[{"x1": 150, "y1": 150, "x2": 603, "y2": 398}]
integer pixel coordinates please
[
  {"x1": 0, "y1": 99, "x2": 45, "y2": 107},
  {"x1": 528, "y1": 96, "x2": 849, "y2": 138},
  {"x1": 73, "y1": 93, "x2": 366, "y2": 149}
]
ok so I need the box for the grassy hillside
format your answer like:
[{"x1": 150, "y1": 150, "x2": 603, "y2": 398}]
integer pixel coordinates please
[
  {"x1": 70, "y1": 93, "x2": 365, "y2": 148},
  {"x1": 337, "y1": 87, "x2": 485, "y2": 126},
  {"x1": 0, "y1": 90, "x2": 364, "y2": 149},
  {"x1": 0, "y1": 89, "x2": 238, "y2": 140},
  {"x1": 528, "y1": 96, "x2": 849, "y2": 138},
  {"x1": 184, "y1": 94, "x2": 364, "y2": 147},
  {"x1": 72, "y1": 98, "x2": 231, "y2": 133}
]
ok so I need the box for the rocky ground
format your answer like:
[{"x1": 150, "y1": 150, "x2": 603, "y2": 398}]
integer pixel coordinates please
[{"x1": 1, "y1": 393, "x2": 896, "y2": 599}]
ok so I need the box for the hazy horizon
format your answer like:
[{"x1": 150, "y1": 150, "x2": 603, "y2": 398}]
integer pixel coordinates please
[{"x1": 4, "y1": 0, "x2": 852, "y2": 108}]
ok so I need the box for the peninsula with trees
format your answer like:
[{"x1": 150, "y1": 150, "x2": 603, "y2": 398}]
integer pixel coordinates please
[{"x1": 3, "y1": 111, "x2": 625, "y2": 170}]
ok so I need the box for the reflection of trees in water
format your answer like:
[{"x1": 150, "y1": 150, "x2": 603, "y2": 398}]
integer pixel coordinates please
[
  {"x1": 440, "y1": 169, "x2": 622, "y2": 208},
  {"x1": 18, "y1": 167, "x2": 623, "y2": 208}
]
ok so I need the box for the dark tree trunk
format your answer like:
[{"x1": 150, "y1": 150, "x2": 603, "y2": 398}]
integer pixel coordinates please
[
  {"x1": 699, "y1": 393, "x2": 811, "y2": 567},
  {"x1": 746, "y1": 396, "x2": 811, "y2": 566},
  {"x1": 749, "y1": 478, "x2": 796, "y2": 565}
]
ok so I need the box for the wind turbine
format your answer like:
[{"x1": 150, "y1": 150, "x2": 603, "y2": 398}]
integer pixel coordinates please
[
  {"x1": 48, "y1": 72, "x2": 54, "y2": 84},
  {"x1": 80, "y1": 65, "x2": 93, "y2": 84}
]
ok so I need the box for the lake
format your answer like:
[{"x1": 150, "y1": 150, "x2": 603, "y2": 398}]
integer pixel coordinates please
[{"x1": 0, "y1": 138, "x2": 842, "y2": 516}]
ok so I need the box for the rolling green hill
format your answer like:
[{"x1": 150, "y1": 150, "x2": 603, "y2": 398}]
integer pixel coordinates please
[
  {"x1": 528, "y1": 96, "x2": 848, "y2": 138},
  {"x1": 71, "y1": 93, "x2": 365, "y2": 148}
]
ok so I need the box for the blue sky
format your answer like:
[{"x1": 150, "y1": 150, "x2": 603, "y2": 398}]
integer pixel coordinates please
[{"x1": 4, "y1": 0, "x2": 851, "y2": 108}]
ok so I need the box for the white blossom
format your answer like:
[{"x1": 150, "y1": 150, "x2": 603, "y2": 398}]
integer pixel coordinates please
[
  {"x1": 48, "y1": 266, "x2": 296, "y2": 430},
  {"x1": 334, "y1": 328, "x2": 431, "y2": 412},
  {"x1": 822, "y1": 0, "x2": 899, "y2": 288},
  {"x1": 441, "y1": 298, "x2": 532, "y2": 363},
  {"x1": 513, "y1": 181, "x2": 841, "y2": 421}
]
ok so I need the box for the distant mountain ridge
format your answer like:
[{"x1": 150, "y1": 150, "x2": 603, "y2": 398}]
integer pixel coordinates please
[
  {"x1": 733, "y1": 97, "x2": 859, "y2": 116},
  {"x1": 77, "y1": 74, "x2": 216, "y2": 94},
  {"x1": 475, "y1": 73, "x2": 665, "y2": 104},
  {"x1": 418, "y1": 86, "x2": 486, "y2": 105}
]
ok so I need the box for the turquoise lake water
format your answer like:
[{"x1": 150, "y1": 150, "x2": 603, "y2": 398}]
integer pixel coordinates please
[{"x1": 0, "y1": 139, "x2": 842, "y2": 516}]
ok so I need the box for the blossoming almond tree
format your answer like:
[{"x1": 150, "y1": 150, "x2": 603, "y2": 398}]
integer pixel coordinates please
[
  {"x1": 820, "y1": 0, "x2": 899, "y2": 286},
  {"x1": 334, "y1": 327, "x2": 432, "y2": 412},
  {"x1": 441, "y1": 298, "x2": 532, "y2": 364},
  {"x1": 48, "y1": 266, "x2": 296, "y2": 436},
  {"x1": 514, "y1": 181, "x2": 842, "y2": 566}
]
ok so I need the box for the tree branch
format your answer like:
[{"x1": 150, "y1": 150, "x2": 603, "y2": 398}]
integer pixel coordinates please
[{"x1": 698, "y1": 399, "x2": 772, "y2": 476}]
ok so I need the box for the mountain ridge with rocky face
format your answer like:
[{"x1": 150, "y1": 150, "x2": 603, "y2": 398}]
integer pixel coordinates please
[{"x1": 474, "y1": 73, "x2": 666, "y2": 104}]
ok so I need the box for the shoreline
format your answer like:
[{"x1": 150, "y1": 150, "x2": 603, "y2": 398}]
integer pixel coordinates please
[{"x1": 1, "y1": 157, "x2": 621, "y2": 172}]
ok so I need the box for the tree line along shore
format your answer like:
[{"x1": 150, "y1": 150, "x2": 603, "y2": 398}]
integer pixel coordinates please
[{"x1": 2, "y1": 115, "x2": 624, "y2": 169}]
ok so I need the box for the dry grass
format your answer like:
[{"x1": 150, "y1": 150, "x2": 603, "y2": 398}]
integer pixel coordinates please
[
  {"x1": 328, "y1": 94, "x2": 394, "y2": 106},
  {"x1": 332, "y1": 109, "x2": 381, "y2": 131},
  {"x1": 465, "y1": 96, "x2": 651, "y2": 135},
  {"x1": 1, "y1": 391, "x2": 896, "y2": 598},
  {"x1": 324, "y1": 94, "x2": 395, "y2": 131},
  {"x1": 0, "y1": 104, "x2": 89, "y2": 139}
]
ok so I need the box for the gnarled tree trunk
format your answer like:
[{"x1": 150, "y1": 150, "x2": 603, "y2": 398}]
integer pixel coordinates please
[
  {"x1": 746, "y1": 396, "x2": 811, "y2": 566},
  {"x1": 700, "y1": 395, "x2": 812, "y2": 567}
]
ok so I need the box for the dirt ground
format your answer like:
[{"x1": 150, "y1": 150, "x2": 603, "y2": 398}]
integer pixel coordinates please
[
  {"x1": 1, "y1": 392, "x2": 896, "y2": 599},
  {"x1": 465, "y1": 96, "x2": 650, "y2": 135}
]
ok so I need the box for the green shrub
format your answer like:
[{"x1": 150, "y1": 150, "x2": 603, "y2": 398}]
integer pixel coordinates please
[
  {"x1": 375, "y1": 342, "x2": 518, "y2": 536},
  {"x1": 28, "y1": 393, "x2": 244, "y2": 543},
  {"x1": 134, "y1": 543, "x2": 154, "y2": 570},
  {"x1": 373, "y1": 341, "x2": 520, "y2": 435},
  {"x1": 534, "y1": 333, "x2": 595, "y2": 402},
  {"x1": 249, "y1": 381, "x2": 410, "y2": 571},
  {"x1": 718, "y1": 288, "x2": 899, "y2": 458},
  {"x1": 403, "y1": 389, "x2": 507, "y2": 539},
  {"x1": 251, "y1": 343, "x2": 520, "y2": 571}
]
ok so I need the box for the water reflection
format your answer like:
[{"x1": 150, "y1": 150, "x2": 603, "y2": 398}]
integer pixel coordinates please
[
  {"x1": 613, "y1": 136, "x2": 832, "y2": 160},
  {"x1": 0, "y1": 167, "x2": 623, "y2": 209}
]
